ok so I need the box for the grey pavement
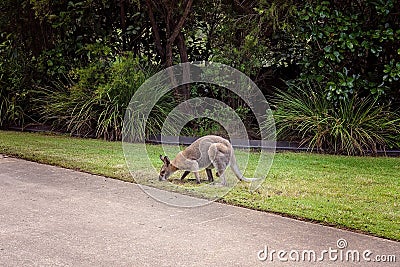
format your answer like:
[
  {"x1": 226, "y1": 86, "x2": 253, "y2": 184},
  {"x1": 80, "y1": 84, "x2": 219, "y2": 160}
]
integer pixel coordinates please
[{"x1": 0, "y1": 155, "x2": 398, "y2": 266}]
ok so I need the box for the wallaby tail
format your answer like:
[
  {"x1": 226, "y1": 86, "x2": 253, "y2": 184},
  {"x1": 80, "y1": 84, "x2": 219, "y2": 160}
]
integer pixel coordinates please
[{"x1": 230, "y1": 153, "x2": 258, "y2": 182}]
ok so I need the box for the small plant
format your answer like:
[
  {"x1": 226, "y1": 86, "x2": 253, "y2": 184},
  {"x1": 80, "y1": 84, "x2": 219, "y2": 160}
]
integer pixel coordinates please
[{"x1": 272, "y1": 81, "x2": 400, "y2": 155}]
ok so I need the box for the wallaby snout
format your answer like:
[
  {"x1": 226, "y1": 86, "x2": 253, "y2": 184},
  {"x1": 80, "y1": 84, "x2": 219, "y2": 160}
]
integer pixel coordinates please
[{"x1": 159, "y1": 155, "x2": 175, "y2": 181}]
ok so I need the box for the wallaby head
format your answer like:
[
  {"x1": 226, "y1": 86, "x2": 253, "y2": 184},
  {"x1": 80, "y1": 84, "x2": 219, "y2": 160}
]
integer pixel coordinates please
[{"x1": 159, "y1": 155, "x2": 177, "y2": 181}]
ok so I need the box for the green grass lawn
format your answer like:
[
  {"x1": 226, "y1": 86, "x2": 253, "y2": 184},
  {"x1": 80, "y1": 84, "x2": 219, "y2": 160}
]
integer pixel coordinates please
[{"x1": 0, "y1": 130, "x2": 399, "y2": 241}]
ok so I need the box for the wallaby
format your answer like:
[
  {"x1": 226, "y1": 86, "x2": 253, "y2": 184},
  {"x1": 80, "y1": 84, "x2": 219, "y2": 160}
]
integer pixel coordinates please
[{"x1": 159, "y1": 135, "x2": 256, "y2": 186}]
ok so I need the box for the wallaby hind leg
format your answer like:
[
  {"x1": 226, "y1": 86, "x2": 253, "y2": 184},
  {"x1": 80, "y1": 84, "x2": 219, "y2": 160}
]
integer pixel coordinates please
[
  {"x1": 211, "y1": 153, "x2": 228, "y2": 185},
  {"x1": 206, "y1": 168, "x2": 214, "y2": 182},
  {"x1": 215, "y1": 164, "x2": 228, "y2": 186},
  {"x1": 208, "y1": 143, "x2": 230, "y2": 185}
]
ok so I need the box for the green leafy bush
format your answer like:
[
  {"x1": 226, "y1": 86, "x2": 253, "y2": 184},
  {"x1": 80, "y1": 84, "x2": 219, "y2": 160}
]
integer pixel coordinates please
[
  {"x1": 0, "y1": 33, "x2": 35, "y2": 127},
  {"x1": 38, "y1": 52, "x2": 165, "y2": 140},
  {"x1": 295, "y1": 0, "x2": 400, "y2": 102},
  {"x1": 272, "y1": 81, "x2": 400, "y2": 155}
]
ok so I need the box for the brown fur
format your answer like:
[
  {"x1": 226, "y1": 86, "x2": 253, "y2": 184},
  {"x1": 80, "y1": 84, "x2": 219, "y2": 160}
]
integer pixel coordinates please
[{"x1": 159, "y1": 135, "x2": 256, "y2": 186}]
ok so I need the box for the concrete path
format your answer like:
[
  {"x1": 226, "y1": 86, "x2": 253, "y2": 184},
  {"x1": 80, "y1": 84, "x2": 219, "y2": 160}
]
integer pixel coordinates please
[{"x1": 0, "y1": 156, "x2": 398, "y2": 266}]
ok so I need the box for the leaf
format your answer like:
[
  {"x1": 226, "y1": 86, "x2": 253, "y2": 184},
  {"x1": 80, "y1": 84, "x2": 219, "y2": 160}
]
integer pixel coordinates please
[
  {"x1": 346, "y1": 41, "x2": 353, "y2": 49},
  {"x1": 324, "y1": 46, "x2": 332, "y2": 52},
  {"x1": 333, "y1": 51, "x2": 341, "y2": 61}
]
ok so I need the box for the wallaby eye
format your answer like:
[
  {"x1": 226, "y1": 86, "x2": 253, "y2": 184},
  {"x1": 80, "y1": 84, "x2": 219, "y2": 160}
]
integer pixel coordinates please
[{"x1": 160, "y1": 171, "x2": 165, "y2": 175}]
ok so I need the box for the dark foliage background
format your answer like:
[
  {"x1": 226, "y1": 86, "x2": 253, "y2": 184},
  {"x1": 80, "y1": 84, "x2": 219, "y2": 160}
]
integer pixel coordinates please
[{"x1": 1, "y1": 0, "x2": 399, "y2": 153}]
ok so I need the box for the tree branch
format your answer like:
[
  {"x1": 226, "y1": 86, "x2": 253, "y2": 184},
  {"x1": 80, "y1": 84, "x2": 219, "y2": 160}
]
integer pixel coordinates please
[
  {"x1": 167, "y1": 0, "x2": 193, "y2": 45},
  {"x1": 145, "y1": 0, "x2": 164, "y2": 59}
]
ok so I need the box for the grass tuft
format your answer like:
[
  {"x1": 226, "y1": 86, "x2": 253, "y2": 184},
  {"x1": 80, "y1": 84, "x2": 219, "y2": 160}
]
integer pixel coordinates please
[{"x1": 271, "y1": 81, "x2": 400, "y2": 155}]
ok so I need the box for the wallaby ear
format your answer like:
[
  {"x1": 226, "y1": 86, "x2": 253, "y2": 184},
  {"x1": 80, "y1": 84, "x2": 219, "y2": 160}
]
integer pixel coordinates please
[{"x1": 160, "y1": 155, "x2": 170, "y2": 165}]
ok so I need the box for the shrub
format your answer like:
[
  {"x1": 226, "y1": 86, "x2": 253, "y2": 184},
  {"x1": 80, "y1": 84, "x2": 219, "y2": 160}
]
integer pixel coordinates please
[
  {"x1": 272, "y1": 81, "x2": 400, "y2": 155},
  {"x1": 295, "y1": 0, "x2": 400, "y2": 102},
  {"x1": 0, "y1": 34, "x2": 35, "y2": 127},
  {"x1": 38, "y1": 53, "x2": 166, "y2": 140}
]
